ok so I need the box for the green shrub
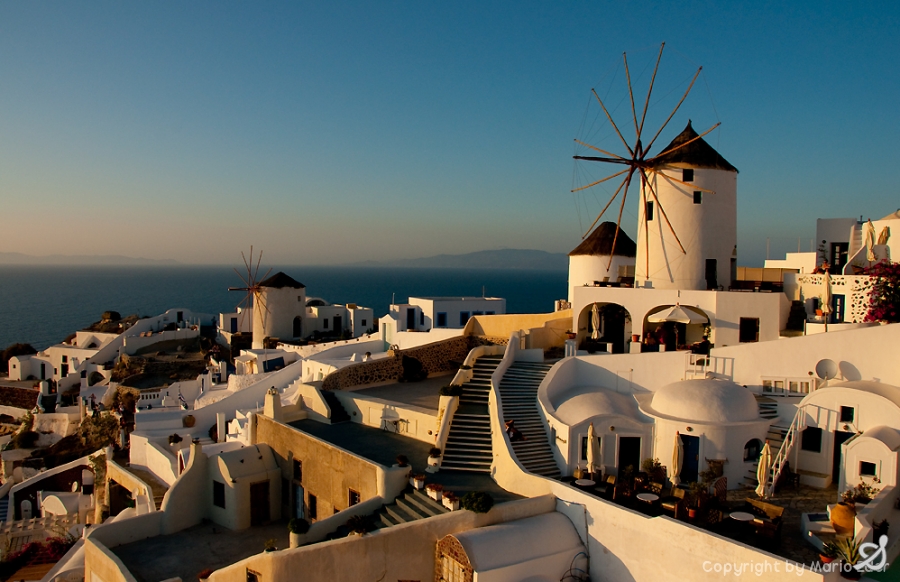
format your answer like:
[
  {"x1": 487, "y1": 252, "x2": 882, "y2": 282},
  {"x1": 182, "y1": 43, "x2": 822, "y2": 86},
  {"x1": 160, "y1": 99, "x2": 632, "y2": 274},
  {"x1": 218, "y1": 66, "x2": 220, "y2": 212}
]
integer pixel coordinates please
[
  {"x1": 461, "y1": 491, "x2": 494, "y2": 514},
  {"x1": 288, "y1": 518, "x2": 309, "y2": 534},
  {"x1": 439, "y1": 385, "x2": 463, "y2": 397},
  {"x1": 346, "y1": 515, "x2": 372, "y2": 534}
]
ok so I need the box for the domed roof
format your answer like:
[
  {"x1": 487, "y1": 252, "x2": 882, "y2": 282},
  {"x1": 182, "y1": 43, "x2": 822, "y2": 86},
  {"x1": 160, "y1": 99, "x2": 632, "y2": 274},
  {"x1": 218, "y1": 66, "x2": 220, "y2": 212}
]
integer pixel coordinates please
[
  {"x1": 569, "y1": 222, "x2": 637, "y2": 257},
  {"x1": 645, "y1": 378, "x2": 759, "y2": 423}
]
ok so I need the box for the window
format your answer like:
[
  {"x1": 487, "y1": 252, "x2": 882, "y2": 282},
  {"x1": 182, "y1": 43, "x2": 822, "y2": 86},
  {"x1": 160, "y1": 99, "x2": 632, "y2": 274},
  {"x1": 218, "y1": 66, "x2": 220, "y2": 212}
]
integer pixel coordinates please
[
  {"x1": 459, "y1": 312, "x2": 470, "y2": 326},
  {"x1": 361, "y1": 319, "x2": 367, "y2": 327},
  {"x1": 693, "y1": 191, "x2": 702, "y2": 204},
  {"x1": 840, "y1": 406, "x2": 855, "y2": 423},
  {"x1": 486, "y1": 311, "x2": 495, "y2": 315},
  {"x1": 436, "y1": 312, "x2": 447, "y2": 327},
  {"x1": 801, "y1": 427, "x2": 822, "y2": 453},
  {"x1": 293, "y1": 459, "x2": 302, "y2": 482},
  {"x1": 683, "y1": 168, "x2": 694, "y2": 182},
  {"x1": 62, "y1": 355, "x2": 68, "y2": 363},
  {"x1": 213, "y1": 481, "x2": 225, "y2": 508},
  {"x1": 308, "y1": 494, "x2": 317, "y2": 520},
  {"x1": 743, "y1": 439, "x2": 762, "y2": 462},
  {"x1": 739, "y1": 317, "x2": 759, "y2": 343},
  {"x1": 646, "y1": 201, "x2": 654, "y2": 221},
  {"x1": 323, "y1": 318, "x2": 329, "y2": 329},
  {"x1": 298, "y1": 295, "x2": 303, "y2": 302},
  {"x1": 580, "y1": 435, "x2": 600, "y2": 461},
  {"x1": 349, "y1": 489, "x2": 360, "y2": 506},
  {"x1": 860, "y1": 461, "x2": 877, "y2": 477},
  {"x1": 246, "y1": 569, "x2": 261, "y2": 582},
  {"x1": 473, "y1": 311, "x2": 483, "y2": 316}
]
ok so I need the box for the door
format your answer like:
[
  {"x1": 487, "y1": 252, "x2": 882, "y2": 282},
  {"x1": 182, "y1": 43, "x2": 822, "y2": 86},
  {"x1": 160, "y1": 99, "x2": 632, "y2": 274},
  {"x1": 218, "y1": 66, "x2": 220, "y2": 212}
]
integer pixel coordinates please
[
  {"x1": 832, "y1": 295, "x2": 845, "y2": 323},
  {"x1": 294, "y1": 484, "x2": 305, "y2": 519},
  {"x1": 406, "y1": 308, "x2": 416, "y2": 330},
  {"x1": 830, "y1": 242, "x2": 848, "y2": 274},
  {"x1": 332, "y1": 315, "x2": 342, "y2": 334},
  {"x1": 680, "y1": 434, "x2": 701, "y2": 483},
  {"x1": 705, "y1": 258, "x2": 718, "y2": 290},
  {"x1": 833, "y1": 431, "x2": 855, "y2": 483},
  {"x1": 617, "y1": 437, "x2": 641, "y2": 476},
  {"x1": 250, "y1": 481, "x2": 270, "y2": 526},
  {"x1": 230, "y1": 317, "x2": 238, "y2": 333}
]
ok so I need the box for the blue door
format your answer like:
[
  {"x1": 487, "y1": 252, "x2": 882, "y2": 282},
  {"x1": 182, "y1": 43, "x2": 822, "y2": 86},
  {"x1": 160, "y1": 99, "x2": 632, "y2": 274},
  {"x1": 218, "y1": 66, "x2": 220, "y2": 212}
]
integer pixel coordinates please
[{"x1": 681, "y1": 434, "x2": 700, "y2": 483}]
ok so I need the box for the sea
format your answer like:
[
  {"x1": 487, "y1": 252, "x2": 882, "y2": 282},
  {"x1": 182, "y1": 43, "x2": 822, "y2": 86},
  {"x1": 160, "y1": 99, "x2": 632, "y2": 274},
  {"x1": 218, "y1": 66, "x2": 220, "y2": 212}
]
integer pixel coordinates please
[{"x1": 0, "y1": 265, "x2": 567, "y2": 350}]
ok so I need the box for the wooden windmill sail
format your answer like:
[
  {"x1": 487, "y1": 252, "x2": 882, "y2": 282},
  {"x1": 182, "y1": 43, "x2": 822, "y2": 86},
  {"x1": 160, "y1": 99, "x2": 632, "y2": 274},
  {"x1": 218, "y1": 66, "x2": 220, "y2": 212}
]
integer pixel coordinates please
[
  {"x1": 228, "y1": 246, "x2": 273, "y2": 334},
  {"x1": 572, "y1": 43, "x2": 725, "y2": 281}
]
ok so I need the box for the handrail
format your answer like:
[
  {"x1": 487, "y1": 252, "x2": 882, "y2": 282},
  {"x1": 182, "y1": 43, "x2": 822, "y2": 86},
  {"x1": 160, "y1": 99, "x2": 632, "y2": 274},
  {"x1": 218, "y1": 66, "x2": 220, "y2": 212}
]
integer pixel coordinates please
[{"x1": 765, "y1": 407, "x2": 804, "y2": 498}]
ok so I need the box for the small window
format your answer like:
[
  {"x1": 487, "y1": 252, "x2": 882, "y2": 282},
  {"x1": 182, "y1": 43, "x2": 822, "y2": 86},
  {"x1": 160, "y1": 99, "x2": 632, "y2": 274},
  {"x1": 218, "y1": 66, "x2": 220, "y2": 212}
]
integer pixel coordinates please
[
  {"x1": 860, "y1": 461, "x2": 877, "y2": 477},
  {"x1": 459, "y1": 312, "x2": 470, "y2": 326},
  {"x1": 246, "y1": 569, "x2": 261, "y2": 582},
  {"x1": 486, "y1": 311, "x2": 495, "y2": 315},
  {"x1": 349, "y1": 489, "x2": 360, "y2": 507},
  {"x1": 683, "y1": 168, "x2": 694, "y2": 182},
  {"x1": 646, "y1": 201, "x2": 654, "y2": 221},
  {"x1": 62, "y1": 355, "x2": 68, "y2": 363},
  {"x1": 762, "y1": 380, "x2": 773, "y2": 393},
  {"x1": 293, "y1": 459, "x2": 302, "y2": 482},
  {"x1": 298, "y1": 295, "x2": 303, "y2": 302},
  {"x1": 840, "y1": 406, "x2": 855, "y2": 423},
  {"x1": 213, "y1": 481, "x2": 225, "y2": 508},
  {"x1": 743, "y1": 439, "x2": 762, "y2": 462},
  {"x1": 693, "y1": 191, "x2": 702, "y2": 204},
  {"x1": 739, "y1": 318, "x2": 759, "y2": 343},
  {"x1": 580, "y1": 435, "x2": 600, "y2": 461},
  {"x1": 308, "y1": 494, "x2": 317, "y2": 520},
  {"x1": 361, "y1": 319, "x2": 367, "y2": 327},
  {"x1": 436, "y1": 312, "x2": 447, "y2": 327},
  {"x1": 801, "y1": 427, "x2": 822, "y2": 453},
  {"x1": 473, "y1": 311, "x2": 483, "y2": 316}
]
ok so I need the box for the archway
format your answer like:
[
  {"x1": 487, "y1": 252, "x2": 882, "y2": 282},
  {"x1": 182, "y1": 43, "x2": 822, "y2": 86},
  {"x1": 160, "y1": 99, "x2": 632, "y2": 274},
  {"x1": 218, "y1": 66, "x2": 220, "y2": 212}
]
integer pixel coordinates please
[
  {"x1": 576, "y1": 302, "x2": 633, "y2": 354},
  {"x1": 743, "y1": 438, "x2": 763, "y2": 462},
  {"x1": 642, "y1": 305, "x2": 710, "y2": 352},
  {"x1": 292, "y1": 316, "x2": 303, "y2": 338}
]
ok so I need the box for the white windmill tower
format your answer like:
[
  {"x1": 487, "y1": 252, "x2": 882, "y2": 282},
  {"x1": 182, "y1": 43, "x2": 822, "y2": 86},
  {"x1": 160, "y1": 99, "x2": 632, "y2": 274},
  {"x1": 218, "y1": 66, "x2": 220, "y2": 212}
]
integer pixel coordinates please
[{"x1": 571, "y1": 43, "x2": 738, "y2": 292}]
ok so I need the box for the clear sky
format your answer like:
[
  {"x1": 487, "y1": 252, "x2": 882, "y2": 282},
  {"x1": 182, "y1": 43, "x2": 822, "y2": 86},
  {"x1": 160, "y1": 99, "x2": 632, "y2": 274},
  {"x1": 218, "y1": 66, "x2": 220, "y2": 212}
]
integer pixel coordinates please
[{"x1": 1, "y1": 2, "x2": 897, "y2": 266}]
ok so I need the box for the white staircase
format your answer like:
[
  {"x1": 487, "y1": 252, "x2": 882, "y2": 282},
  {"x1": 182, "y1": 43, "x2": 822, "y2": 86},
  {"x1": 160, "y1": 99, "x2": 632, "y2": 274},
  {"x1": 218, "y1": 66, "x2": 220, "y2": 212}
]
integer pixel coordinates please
[
  {"x1": 440, "y1": 356, "x2": 502, "y2": 473},
  {"x1": 498, "y1": 361, "x2": 561, "y2": 479}
]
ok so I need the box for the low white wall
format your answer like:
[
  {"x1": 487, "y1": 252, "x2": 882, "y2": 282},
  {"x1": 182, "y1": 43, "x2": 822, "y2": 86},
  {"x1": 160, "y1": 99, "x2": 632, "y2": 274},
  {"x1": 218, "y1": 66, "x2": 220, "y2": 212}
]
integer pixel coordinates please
[
  {"x1": 142, "y1": 440, "x2": 178, "y2": 486},
  {"x1": 334, "y1": 392, "x2": 438, "y2": 444},
  {"x1": 278, "y1": 334, "x2": 382, "y2": 359},
  {"x1": 159, "y1": 444, "x2": 209, "y2": 535},
  {"x1": 393, "y1": 328, "x2": 464, "y2": 350},
  {"x1": 121, "y1": 327, "x2": 200, "y2": 355},
  {"x1": 291, "y1": 381, "x2": 330, "y2": 423}
]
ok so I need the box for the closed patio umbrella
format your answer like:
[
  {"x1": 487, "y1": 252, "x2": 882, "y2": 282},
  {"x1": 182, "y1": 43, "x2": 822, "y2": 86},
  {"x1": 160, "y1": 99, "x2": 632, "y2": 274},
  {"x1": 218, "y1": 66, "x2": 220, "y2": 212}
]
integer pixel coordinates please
[
  {"x1": 821, "y1": 271, "x2": 833, "y2": 331},
  {"x1": 587, "y1": 422, "x2": 601, "y2": 478},
  {"x1": 591, "y1": 303, "x2": 601, "y2": 340},
  {"x1": 878, "y1": 226, "x2": 890, "y2": 246},
  {"x1": 672, "y1": 432, "x2": 683, "y2": 487},
  {"x1": 865, "y1": 220, "x2": 877, "y2": 262},
  {"x1": 755, "y1": 441, "x2": 772, "y2": 498}
]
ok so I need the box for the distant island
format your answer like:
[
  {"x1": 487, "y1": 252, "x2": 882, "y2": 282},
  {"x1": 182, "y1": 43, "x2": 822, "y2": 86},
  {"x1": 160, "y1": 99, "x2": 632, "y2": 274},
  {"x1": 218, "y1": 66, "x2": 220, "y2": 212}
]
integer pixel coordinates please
[
  {"x1": 350, "y1": 249, "x2": 568, "y2": 271},
  {"x1": 0, "y1": 252, "x2": 180, "y2": 266}
]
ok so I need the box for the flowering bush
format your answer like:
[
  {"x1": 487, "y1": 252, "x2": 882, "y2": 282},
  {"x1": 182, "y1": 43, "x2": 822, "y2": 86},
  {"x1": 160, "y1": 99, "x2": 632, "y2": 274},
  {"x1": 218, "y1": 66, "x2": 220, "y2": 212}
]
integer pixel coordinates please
[{"x1": 864, "y1": 261, "x2": 900, "y2": 323}]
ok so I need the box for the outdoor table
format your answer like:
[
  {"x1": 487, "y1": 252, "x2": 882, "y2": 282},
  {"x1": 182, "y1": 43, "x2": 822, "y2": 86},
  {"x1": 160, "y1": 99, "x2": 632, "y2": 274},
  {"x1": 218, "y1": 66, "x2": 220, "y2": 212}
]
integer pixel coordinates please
[
  {"x1": 574, "y1": 479, "x2": 596, "y2": 491},
  {"x1": 729, "y1": 511, "x2": 755, "y2": 522},
  {"x1": 636, "y1": 492, "x2": 659, "y2": 503}
]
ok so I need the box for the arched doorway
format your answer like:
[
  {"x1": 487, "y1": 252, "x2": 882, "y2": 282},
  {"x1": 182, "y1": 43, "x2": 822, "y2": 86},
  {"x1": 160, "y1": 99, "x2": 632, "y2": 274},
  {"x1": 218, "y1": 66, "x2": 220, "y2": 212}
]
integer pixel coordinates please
[
  {"x1": 577, "y1": 302, "x2": 632, "y2": 354},
  {"x1": 642, "y1": 305, "x2": 709, "y2": 352},
  {"x1": 292, "y1": 316, "x2": 303, "y2": 338}
]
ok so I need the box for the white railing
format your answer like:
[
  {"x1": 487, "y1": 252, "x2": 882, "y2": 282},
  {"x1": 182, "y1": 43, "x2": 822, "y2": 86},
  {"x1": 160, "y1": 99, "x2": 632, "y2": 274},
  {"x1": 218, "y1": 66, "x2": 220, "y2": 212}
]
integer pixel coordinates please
[
  {"x1": 684, "y1": 353, "x2": 734, "y2": 380},
  {"x1": 765, "y1": 407, "x2": 805, "y2": 498}
]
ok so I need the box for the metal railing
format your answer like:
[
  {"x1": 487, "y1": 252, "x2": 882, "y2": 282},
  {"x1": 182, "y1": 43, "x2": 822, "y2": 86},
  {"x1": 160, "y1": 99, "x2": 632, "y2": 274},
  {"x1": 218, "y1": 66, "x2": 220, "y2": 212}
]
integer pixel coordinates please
[{"x1": 765, "y1": 408, "x2": 804, "y2": 498}]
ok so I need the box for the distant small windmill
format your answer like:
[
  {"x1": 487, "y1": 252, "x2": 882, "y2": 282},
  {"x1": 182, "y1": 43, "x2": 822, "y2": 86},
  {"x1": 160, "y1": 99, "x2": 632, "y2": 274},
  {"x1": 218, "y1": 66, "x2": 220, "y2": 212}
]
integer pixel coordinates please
[{"x1": 228, "y1": 246, "x2": 273, "y2": 337}]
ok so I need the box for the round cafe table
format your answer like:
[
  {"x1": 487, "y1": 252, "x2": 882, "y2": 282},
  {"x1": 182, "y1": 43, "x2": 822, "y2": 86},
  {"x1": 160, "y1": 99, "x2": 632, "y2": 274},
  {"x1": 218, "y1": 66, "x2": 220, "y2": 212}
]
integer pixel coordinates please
[
  {"x1": 729, "y1": 511, "x2": 755, "y2": 522},
  {"x1": 574, "y1": 479, "x2": 596, "y2": 490},
  {"x1": 636, "y1": 492, "x2": 659, "y2": 503}
]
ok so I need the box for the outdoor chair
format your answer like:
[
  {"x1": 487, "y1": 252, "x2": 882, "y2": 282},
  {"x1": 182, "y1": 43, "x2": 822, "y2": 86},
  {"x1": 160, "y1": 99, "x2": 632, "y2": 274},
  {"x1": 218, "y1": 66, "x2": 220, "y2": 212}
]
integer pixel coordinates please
[
  {"x1": 659, "y1": 488, "x2": 685, "y2": 517},
  {"x1": 595, "y1": 474, "x2": 616, "y2": 498}
]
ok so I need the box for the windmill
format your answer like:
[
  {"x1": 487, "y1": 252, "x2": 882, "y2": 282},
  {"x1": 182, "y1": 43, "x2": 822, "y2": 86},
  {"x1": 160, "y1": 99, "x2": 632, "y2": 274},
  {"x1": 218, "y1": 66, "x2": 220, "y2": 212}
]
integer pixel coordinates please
[
  {"x1": 572, "y1": 43, "x2": 725, "y2": 284},
  {"x1": 228, "y1": 246, "x2": 273, "y2": 343}
]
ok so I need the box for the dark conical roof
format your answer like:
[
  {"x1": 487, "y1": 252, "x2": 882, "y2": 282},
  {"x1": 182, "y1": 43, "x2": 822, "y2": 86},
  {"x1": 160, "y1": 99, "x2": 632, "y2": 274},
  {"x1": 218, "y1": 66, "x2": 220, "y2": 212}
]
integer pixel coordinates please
[
  {"x1": 650, "y1": 121, "x2": 738, "y2": 173},
  {"x1": 258, "y1": 272, "x2": 306, "y2": 289},
  {"x1": 569, "y1": 222, "x2": 637, "y2": 257}
]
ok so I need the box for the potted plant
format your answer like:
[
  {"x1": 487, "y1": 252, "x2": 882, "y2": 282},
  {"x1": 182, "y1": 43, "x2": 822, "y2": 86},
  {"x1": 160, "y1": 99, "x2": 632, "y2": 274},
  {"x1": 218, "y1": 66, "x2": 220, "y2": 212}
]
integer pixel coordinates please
[
  {"x1": 263, "y1": 538, "x2": 277, "y2": 552},
  {"x1": 288, "y1": 518, "x2": 309, "y2": 549},
  {"x1": 346, "y1": 515, "x2": 371, "y2": 536},
  {"x1": 427, "y1": 447, "x2": 442, "y2": 469},
  {"x1": 641, "y1": 458, "x2": 666, "y2": 484},
  {"x1": 412, "y1": 474, "x2": 426, "y2": 490},
  {"x1": 874, "y1": 518, "x2": 889, "y2": 541},
  {"x1": 439, "y1": 385, "x2": 463, "y2": 397},
  {"x1": 426, "y1": 483, "x2": 443, "y2": 501},
  {"x1": 461, "y1": 491, "x2": 494, "y2": 514},
  {"x1": 686, "y1": 482, "x2": 706, "y2": 519},
  {"x1": 395, "y1": 454, "x2": 409, "y2": 468},
  {"x1": 566, "y1": 331, "x2": 577, "y2": 340},
  {"x1": 834, "y1": 536, "x2": 862, "y2": 579},
  {"x1": 819, "y1": 541, "x2": 839, "y2": 564},
  {"x1": 442, "y1": 491, "x2": 459, "y2": 511}
]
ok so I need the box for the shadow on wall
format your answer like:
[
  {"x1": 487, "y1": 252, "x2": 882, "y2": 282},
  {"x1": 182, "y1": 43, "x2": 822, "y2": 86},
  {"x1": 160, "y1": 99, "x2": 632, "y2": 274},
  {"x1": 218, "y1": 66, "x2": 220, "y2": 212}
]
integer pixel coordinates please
[{"x1": 839, "y1": 361, "x2": 862, "y2": 381}]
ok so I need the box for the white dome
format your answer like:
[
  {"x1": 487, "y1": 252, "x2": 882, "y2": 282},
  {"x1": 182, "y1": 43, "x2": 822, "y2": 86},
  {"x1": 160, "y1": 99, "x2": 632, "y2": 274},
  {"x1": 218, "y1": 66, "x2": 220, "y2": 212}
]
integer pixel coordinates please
[{"x1": 648, "y1": 379, "x2": 759, "y2": 423}]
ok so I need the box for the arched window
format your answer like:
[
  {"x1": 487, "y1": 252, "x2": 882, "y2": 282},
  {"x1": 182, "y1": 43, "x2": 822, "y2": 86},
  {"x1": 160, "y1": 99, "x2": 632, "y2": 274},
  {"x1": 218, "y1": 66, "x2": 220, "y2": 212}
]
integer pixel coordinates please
[
  {"x1": 293, "y1": 316, "x2": 302, "y2": 338},
  {"x1": 744, "y1": 438, "x2": 763, "y2": 462}
]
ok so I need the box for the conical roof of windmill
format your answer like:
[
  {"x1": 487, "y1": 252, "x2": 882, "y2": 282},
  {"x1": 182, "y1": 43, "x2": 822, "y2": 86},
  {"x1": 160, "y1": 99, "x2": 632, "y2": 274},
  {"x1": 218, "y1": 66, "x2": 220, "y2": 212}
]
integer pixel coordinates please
[
  {"x1": 650, "y1": 121, "x2": 738, "y2": 173},
  {"x1": 258, "y1": 272, "x2": 306, "y2": 289},
  {"x1": 569, "y1": 222, "x2": 637, "y2": 257}
]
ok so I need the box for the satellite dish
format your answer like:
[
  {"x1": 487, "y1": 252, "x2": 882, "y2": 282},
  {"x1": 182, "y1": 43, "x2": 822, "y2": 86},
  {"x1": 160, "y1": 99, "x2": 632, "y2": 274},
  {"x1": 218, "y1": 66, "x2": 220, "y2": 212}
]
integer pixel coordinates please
[{"x1": 815, "y1": 359, "x2": 838, "y2": 380}]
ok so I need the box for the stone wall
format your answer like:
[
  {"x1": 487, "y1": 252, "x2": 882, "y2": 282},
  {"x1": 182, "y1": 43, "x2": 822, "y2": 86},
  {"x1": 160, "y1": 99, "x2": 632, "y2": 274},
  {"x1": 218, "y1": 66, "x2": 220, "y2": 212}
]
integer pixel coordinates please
[
  {"x1": 322, "y1": 336, "x2": 506, "y2": 391},
  {"x1": 0, "y1": 386, "x2": 39, "y2": 410}
]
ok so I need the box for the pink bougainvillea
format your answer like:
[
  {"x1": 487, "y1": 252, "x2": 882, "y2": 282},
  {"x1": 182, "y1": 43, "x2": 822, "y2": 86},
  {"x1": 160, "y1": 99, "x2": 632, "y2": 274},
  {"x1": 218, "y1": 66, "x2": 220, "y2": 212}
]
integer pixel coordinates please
[{"x1": 864, "y1": 261, "x2": 900, "y2": 323}]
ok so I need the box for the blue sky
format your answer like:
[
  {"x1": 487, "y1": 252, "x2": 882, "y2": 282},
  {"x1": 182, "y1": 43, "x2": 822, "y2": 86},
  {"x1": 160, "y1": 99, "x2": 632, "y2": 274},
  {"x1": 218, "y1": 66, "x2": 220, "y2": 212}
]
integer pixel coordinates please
[{"x1": 1, "y1": 2, "x2": 897, "y2": 266}]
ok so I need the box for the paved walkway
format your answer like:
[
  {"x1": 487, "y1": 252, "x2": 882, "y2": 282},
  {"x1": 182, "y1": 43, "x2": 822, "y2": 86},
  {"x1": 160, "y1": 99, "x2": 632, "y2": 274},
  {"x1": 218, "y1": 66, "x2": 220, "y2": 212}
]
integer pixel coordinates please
[{"x1": 352, "y1": 373, "x2": 453, "y2": 411}]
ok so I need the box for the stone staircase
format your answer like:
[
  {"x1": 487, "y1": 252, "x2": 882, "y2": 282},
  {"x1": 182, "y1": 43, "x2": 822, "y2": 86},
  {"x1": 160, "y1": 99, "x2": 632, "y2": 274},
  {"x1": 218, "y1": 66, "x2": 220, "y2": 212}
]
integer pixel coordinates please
[
  {"x1": 440, "y1": 356, "x2": 501, "y2": 473},
  {"x1": 755, "y1": 395, "x2": 780, "y2": 420},
  {"x1": 743, "y1": 424, "x2": 790, "y2": 488},
  {"x1": 373, "y1": 487, "x2": 448, "y2": 529},
  {"x1": 322, "y1": 390, "x2": 351, "y2": 424},
  {"x1": 499, "y1": 361, "x2": 561, "y2": 479}
]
